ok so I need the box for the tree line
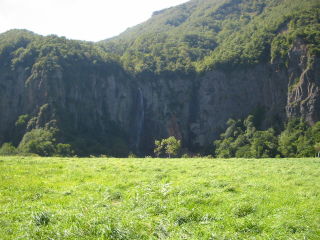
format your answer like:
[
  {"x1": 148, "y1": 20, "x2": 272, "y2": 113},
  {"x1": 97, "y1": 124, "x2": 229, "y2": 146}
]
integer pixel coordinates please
[
  {"x1": 0, "y1": 127, "x2": 74, "y2": 157},
  {"x1": 152, "y1": 116, "x2": 320, "y2": 159},
  {"x1": 214, "y1": 116, "x2": 320, "y2": 158},
  {"x1": 1, "y1": 109, "x2": 320, "y2": 158}
]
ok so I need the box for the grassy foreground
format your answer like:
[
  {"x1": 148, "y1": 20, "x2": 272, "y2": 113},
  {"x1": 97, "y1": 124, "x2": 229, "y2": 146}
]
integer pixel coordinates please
[{"x1": 0, "y1": 157, "x2": 319, "y2": 239}]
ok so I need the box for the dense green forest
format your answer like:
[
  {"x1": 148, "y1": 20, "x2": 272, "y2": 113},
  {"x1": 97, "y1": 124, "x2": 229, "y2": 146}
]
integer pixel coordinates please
[
  {"x1": 0, "y1": 29, "x2": 119, "y2": 73},
  {"x1": 0, "y1": 0, "x2": 319, "y2": 157},
  {"x1": 1, "y1": 116, "x2": 319, "y2": 158},
  {"x1": 2, "y1": 0, "x2": 319, "y2": 77},
  {"x1": 215, "y1": 117, "x2": 320, "y2": 158},
  {"x1": 101, "y1": 0, "x2": 320, "y2": 73}
]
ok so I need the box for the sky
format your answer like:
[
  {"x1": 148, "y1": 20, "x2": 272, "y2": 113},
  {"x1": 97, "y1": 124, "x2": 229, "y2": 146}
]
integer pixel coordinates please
[{"x1": 0, "y1": 0, "x2": 189, "y2": 42}]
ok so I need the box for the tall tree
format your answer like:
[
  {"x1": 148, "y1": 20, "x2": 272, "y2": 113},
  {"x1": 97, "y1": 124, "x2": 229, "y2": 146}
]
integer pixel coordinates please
[{"x1": 154, "y1": 136, "x2": 181, "y2": 158}]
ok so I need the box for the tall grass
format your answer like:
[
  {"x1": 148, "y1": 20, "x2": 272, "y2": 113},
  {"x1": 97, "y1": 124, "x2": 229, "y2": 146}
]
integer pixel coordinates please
[{"x1": 0, "y1": 157, "x2": 319, "y2": 239}]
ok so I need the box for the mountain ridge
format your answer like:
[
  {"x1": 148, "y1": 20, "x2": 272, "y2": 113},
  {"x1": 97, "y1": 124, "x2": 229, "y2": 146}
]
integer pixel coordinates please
[{"x1": 0, "y1": 0, "x2": 319, "y2": 156}]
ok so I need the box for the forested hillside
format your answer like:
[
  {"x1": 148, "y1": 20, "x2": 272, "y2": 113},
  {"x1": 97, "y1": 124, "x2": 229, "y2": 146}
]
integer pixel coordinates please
[
  {"x1": 0, "y1": 0, "x2": 319, "y2": 156},
  {"x1": 0, "y1": 30, "x2": 131, "y2": 156},
  {"x1": 101, "y1": 0, "x2": 319, "y2": 73}
]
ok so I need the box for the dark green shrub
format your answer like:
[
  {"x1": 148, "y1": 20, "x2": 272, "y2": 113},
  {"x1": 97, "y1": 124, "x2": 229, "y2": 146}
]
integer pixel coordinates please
[
  {"x1": 55, "y1": 143, "x2": 74, "y2": 157},
  {"x1": 18, "y1": 128, "x2": 56, "y2": 156},
  {"x1": 0, "y1": 143, "x2": 17, "y2": 156}
]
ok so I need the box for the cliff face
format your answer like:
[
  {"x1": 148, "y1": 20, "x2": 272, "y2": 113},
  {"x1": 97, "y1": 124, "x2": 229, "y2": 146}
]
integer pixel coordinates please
[
  {"x1": 137, "y1": 40, "x2": 319, "y2": 154},
  {"x1": 0, "y1": 0, "x2": 319, "y2": 156},
  {"x1": 136, "y1": 73, "x2": 195, "y2": 153},
  {"x1": 286, "y1": 39, "x2": 320, "y2": 124},
  {"x1": 191, "y1": 63, "x2": 289, "y2": 147},
  {"x1": 0, "y1": 37, "x2": 318, "y2": 155},
  {"x1": 0, "y1": 55, "x2": 137, "y2": 155}
]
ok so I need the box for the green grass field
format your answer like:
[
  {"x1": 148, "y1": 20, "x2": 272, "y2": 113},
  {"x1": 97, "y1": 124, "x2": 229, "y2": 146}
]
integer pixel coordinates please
[{"x1": 0, "y1": 157, "x2": 319, "y2": 239}]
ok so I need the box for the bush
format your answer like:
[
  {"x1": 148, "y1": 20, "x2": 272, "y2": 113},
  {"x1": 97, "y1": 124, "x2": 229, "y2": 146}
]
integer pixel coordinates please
[
  {"x1": 0, "y1": 143, "x2": 17, "y2": 156},
  {"x1": 314, "y1": 143, "x2": 320, "y2": 157},
  {"x1": 18, "y1": 128, "x2": 56, "y2": 156},
  {"x1": 18, "y1": 128, "x2": 74, "y2": 157},
  {"x1": 55, "y1": 143, "x2": 74, "y2": 157}
]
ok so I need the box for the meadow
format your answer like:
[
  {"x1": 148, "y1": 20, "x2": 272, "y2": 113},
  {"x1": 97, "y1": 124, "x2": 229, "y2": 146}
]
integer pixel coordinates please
[{"x1": 0, "y1": 157, "x2": 319, "y2": 239}]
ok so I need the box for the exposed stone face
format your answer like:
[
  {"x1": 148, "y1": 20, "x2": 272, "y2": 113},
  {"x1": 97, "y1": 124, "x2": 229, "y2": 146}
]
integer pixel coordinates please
[
  {"x1": 0, "y1": 66, "x2": 30, "y2": 144},
  {"x1": 136, "y1": 65, "x2": 288, "y2": 153},
  {"x1": 190, "y1": 64, "x2": 289, "y2": 147},
  {"x1": 137, "y1": 41, "x2": 319, "y2": 153},
  {"x1": 137, "y1": 74, "x2": 195, "y2": 153},
  {"x1": 286, "y1": 39, "x2": 320, "y2": 124},
  {"x1": 0, "y1": 60, "x2": 135, "y2": 148},
  {"x1": 0, "y1": 41, "x2": 319, "y2": 154}
]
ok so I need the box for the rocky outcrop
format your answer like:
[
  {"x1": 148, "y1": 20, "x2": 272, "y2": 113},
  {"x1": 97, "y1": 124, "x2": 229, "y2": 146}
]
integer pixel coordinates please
[
  {"x1": 136, "y1": 41, "x2": 319, "y2": 154},
  {"x1": 136, "y1": 65, "x2": 289, "y2": 153},
  {"x1": 190, "y1": 63, "x2": 289, "y2": 147},
  {"x1": 286, "y1": 39, "x2": 320, "y2": 124},
  {"x1": 0, "y1": 39, "x2": 318, "y2": 155},
  {"x1": 0, "y1": 58, "x2": 136, "y2": 154},
  {"x1": 137, "y1": 73, "x2": 195, "y2": 153}
]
